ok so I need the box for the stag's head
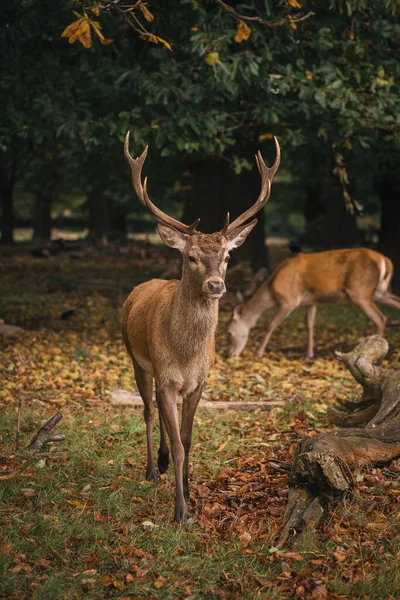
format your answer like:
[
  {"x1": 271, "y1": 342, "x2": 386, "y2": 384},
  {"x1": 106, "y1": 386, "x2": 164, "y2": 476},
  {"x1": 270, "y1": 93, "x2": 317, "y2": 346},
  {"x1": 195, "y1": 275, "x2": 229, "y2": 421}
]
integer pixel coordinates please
[{"x1": 124, "y1": 133, "x2": 280, "y2": 300}]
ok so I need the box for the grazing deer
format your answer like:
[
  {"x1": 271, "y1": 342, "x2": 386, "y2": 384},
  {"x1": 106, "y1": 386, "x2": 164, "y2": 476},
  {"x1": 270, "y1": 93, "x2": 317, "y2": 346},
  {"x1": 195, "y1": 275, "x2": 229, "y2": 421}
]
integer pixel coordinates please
[
  {"x1": 228, "y1": 248, "x2": 400, "y2": 359},
  {"x1": 121, "y1": 133, "x2": 280, "y2": 522}
]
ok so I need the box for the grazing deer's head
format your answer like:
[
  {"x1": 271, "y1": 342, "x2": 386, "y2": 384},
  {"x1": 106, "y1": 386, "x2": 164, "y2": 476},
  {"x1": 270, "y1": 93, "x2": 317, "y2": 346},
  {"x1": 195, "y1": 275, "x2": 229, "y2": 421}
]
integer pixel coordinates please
[{"x1": 124, "y1": 133, "x2": 280, "y2": 300}]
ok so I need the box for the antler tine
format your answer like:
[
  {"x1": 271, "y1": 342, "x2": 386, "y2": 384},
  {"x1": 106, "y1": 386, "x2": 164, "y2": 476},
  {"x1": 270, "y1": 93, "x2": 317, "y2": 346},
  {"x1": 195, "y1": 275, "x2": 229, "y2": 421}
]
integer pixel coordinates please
[
  {"x1": 124, "y1": 132, "x2": 149, "y2": 207},
  {"x1": 223, "y1": 136, "x2": 280, "y2": 234},
  {"x1": 220, "y1": 212, "x2": 230, "y2": 235},
  {"x1": 124, "y1": 132, "x2": 200, "y2": 235}
]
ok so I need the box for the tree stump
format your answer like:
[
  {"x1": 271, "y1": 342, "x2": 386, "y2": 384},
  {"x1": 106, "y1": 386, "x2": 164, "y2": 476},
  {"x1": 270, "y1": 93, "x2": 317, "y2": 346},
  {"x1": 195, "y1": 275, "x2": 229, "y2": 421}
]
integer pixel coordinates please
[{"x1": 278, "y1": 335, "x2": 400, "y2": 547}]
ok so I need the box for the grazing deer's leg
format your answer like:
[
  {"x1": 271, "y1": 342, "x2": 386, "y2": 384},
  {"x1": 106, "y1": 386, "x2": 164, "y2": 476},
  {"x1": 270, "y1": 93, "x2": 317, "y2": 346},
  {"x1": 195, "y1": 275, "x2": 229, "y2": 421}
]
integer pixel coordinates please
[
  {"x1": 133, "y1": 359, "x2": 156, "y2": 481},
  {"x1": 256, "y1": 304, "x2": 295, "y2": 358},
  {"x1": 156, "y1": 384, "x2": 188, "y2": 523},
  {"x1": 376, "y1": 293, "x2": 400, "y2": 310},
  {"x1": 157, "y1": 408, "x2": 170, "y2": 474},
  {"x1": 181, "y1": 383, "x2": 203, "y2": 502},
  {"x1": 347, "y1": 294, "x2": 387, "y2": 336},
  {"x1": 306, "y1": 305, "x2": 317, "y2": 359}
]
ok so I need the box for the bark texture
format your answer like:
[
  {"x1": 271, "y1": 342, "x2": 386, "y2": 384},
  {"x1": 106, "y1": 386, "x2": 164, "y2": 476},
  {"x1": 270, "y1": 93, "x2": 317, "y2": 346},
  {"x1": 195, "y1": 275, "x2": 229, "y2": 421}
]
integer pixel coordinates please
[{"x1": 279, "y1": 335, "x2": 400, "y2": 547}]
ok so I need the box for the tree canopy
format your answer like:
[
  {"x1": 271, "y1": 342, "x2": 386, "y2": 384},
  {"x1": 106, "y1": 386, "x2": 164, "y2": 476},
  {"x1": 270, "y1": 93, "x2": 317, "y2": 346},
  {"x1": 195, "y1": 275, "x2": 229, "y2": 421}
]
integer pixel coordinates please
[{"x1": 1, "y1": 0, "x2": 400, "y2": 265}]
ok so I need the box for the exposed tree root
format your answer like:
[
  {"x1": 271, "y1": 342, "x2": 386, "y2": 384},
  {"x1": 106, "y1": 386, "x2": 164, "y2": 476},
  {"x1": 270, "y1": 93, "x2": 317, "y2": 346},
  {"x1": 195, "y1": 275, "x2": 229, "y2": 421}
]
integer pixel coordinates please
[{"x1": 279, "y1": 335, "x2": 400, "y2": 547}]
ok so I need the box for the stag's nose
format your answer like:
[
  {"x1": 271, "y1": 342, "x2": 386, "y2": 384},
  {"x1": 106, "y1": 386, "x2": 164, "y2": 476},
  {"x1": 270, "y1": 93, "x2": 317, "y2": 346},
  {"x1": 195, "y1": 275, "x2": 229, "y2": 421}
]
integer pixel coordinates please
[{"x1": 207, "y1": 279, "x2": 225, "y2": 295}]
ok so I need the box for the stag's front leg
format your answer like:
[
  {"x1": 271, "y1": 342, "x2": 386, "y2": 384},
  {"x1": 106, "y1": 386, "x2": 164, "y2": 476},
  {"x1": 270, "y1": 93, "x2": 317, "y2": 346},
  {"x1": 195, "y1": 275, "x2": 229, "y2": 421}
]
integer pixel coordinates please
[
  {"x1": 156, "y1": 383, "x2": 188, "y2": 523},
  {"x1": 181, "y1": 383, "x2": 203, "y2": 502}
]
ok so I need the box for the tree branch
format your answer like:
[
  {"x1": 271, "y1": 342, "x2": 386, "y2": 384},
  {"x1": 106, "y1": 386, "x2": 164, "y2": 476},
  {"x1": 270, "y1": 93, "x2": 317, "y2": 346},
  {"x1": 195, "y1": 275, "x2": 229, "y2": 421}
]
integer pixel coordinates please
[
  {"x1": 215, "y1": 0, "x2": 314, "y2": 29},
  {"x1": 26, "y1": 413, "x2": 65, "y2": 453}
]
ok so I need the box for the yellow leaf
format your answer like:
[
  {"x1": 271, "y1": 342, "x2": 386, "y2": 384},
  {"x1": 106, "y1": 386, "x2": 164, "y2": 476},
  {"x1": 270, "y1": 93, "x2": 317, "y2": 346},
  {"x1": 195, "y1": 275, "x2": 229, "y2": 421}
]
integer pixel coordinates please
[
  {"x1": 235, "y1": 20, "x2": 251, "y2": 43},
  {"x1": 205, "y1": 52, "x2": 219, "y2": 66},
  {"x1": 216, "y1": 441, "x2": 227, "y2": 452},
  {"x1": 77, "y1": 20, "x2": 92, "y2": 48},
  {"x1": 67, "y1": 499, "x2": 86, "y2": 509},
  {"x1": 154, "y1": 35, "x2": 172, "y2": 51},
  {"x1": 100, "y1": 37, "x2": 113, "y2": 45},
  {"x1": 90, "y1": 20, "x2": 104, "y2": 41},
  {"x1": 288, "y1": 0, "x2": 301, "y2": 7},
  {"x1": 288, "y1": 16, "x2": 297, "y2": 29},
  {"x1": 91, "y1": 7, "x2": 100, "y2": 16},
  {"x1": 139, "y1": 3, "x2": 154, "y2": 22},
  {"x1": 63, "y1": 17, "x2": 93, "y2": 48},
  {"x1": 61, "y1": 18, "x2": 85, "y2": 39}
]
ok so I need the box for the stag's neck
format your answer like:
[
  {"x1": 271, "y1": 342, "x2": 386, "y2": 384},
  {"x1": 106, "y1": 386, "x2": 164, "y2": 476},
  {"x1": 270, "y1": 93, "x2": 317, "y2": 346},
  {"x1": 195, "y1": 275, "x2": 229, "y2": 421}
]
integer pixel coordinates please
[
  {"x1": 167, "y1": 276, "x2": 219, "y2": 360},
  {"x1": 241, "y1": 280, "x2": 276, "y2": 329}
]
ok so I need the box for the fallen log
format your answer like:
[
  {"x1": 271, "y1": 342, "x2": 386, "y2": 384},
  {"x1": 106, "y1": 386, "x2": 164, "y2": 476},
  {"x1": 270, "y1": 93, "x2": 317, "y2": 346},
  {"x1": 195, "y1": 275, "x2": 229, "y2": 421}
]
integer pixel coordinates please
[
  {"x1": 110, "y1": 389, "x2": 286, "y2": 411},
  {"x1": 279, "y1": 335, "x2": 400, "y2": 547}
]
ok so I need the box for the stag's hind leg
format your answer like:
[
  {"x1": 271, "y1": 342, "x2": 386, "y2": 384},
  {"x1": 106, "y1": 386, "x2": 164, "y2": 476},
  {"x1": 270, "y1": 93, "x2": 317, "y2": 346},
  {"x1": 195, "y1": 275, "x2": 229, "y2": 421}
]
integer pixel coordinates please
[
  {"x1": 157, "y1": 407, "x2": 170, "y2": 474},
  {"x1": 133, "y1": 359, "x2": 157, "y2": 482}
]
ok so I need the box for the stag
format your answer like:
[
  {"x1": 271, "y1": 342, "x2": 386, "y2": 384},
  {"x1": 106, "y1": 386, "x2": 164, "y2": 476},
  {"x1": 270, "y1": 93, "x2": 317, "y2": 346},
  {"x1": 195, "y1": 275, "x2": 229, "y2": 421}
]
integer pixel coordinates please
[
  {"x1": 121, "y1": 133, "x2": 280, "y2": 522},
  {"x1": 228, "y1": 248, "x2": 400, "y2": 359}
]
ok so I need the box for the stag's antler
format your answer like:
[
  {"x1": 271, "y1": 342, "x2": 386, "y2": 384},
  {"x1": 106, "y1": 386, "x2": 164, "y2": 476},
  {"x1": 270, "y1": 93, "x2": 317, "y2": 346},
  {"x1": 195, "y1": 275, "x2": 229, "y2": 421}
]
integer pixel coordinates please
[
  {"x1": 221, "y1": 136, "x2": 280, "y2": 234},
  {"x1": 124, "y1": 132, "x2": 200, "y2": 235}
]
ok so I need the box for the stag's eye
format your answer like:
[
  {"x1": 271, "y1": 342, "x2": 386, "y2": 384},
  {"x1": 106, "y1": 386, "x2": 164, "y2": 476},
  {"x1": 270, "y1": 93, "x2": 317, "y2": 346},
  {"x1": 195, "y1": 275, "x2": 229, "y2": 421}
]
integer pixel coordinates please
[
  {"x1": 224, "y1": 255, "x2": 230, "y2": 263},
  {"x1": 188, "y1": 256, "x2": 197, "y2": 263}
]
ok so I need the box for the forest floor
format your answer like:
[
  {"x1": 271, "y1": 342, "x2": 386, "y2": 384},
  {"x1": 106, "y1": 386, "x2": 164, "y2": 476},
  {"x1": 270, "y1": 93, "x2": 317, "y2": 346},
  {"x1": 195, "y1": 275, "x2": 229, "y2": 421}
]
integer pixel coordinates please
[{"x1": 1, "y1": 241, "x2": 400, "y2": 600}]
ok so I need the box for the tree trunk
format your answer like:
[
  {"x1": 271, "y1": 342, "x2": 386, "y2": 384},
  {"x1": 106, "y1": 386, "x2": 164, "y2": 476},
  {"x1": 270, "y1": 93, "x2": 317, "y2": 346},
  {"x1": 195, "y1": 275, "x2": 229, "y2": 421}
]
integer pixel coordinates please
[
  {"x1": 33, "y1": 191, "x2": 53, "y2": 242},
  {"x1": 108, "y1": 202, "x2": 127, "y2": 244},
  {"x1": 0, "y1": 156, "x2": 17, "y2": 245},
  {"x1": 376, "y1": 176, "x2": 400, "y2": 288},
  {"x1": 302, "y1": 157, "x2": 359, "y2": 249},
  {"x1": 186, "y1": 157, "x2": 268, "y2": 271},
  {"x1": 87, "y1": 188, "x2": 109, "y2": 243},
  {"x1": 184, "y1": 158, "x2": 225, "y2": 232},
  {"x1": 279, "y1": 335, "x2": 400, "y2": 547}
]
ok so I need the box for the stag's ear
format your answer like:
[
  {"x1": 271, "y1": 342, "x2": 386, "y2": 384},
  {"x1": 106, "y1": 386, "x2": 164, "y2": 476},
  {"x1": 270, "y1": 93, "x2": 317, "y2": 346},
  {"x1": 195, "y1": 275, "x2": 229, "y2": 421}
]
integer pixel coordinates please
[
  {"x1": 157, "y1": 222, "x2": 188, "y2": 251},
  {"x1": 225, "y1": 219, "x2": 257, "y2": 251}
]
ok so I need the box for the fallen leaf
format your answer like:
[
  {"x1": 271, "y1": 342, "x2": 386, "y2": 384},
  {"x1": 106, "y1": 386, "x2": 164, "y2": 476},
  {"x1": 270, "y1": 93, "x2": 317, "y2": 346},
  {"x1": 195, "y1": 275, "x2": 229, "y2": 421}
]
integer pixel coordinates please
[
  {"x1": 81, "y1": 578, "x2": 96, "y2": 591},
  {"x1": 154, "y1": 575, "x2": 168, "y2": 589}
]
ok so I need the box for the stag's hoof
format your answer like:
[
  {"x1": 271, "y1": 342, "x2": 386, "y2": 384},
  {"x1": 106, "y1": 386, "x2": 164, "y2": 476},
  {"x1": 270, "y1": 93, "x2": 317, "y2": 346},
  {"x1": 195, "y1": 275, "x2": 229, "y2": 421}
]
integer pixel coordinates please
[
  {"x1": 146, "y1": 467, "x2": 158, "y2": 482},
  {"x1": 255, "y1": 349, "x2": 264, "y2": 359},
  {"x1": 158, "y1": 450, "x2": 170, "y2": 474},
  {"x1": 174, "y1": 504, "x2": 189, "y2": 524}
]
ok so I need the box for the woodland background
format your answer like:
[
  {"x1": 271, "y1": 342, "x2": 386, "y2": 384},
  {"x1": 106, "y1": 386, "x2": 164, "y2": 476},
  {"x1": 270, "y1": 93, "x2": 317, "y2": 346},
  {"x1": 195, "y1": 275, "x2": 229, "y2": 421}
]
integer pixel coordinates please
[
  {"x1": 1, "y1": 2, "x2": 400, "y2": 599},
  {"x1": 1, "y1": 0, "x2": 400, "y2": 270}
]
